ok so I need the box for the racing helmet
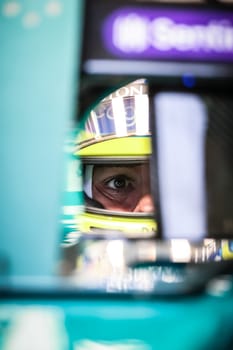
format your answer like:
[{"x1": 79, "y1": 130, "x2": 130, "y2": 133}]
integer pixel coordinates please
[{"x1": 74, "y1": 79, "x2": 157, "y2": 237}]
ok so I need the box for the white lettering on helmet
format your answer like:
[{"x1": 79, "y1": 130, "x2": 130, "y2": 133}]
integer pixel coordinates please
[{"x1": 103, "y1": 83, "x2": 146, "y2": 101}]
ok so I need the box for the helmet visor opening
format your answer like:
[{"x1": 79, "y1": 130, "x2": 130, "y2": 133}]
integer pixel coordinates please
[{"x1": 84, "y1": 161, "x2": 155, "y2": 215}]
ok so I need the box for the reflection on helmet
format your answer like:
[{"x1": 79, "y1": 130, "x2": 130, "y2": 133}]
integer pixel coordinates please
[
  {"x1": 75, "y1": 79, "x2": 157, "y2": 237},
  {"x1": 207, "y1": 240, "x2": 233, "y2": 261}
]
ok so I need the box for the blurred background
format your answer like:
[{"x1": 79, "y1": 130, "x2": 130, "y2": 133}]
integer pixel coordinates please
[{"x1": 0, "y1": 1, "x2": 233, "y2": 349}]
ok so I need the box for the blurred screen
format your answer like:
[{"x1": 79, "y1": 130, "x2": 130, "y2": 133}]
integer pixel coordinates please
[
  {"x1": 82, "y1": 1, "x2": 233, "y2": 78},
  {"x1": 153, "y1": 91, "x2": 233, "y2": 240}
]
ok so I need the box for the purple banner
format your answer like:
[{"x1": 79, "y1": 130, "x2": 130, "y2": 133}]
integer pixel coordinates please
[{"x1": 102, "y1": 7, "x2": 233, "y2": 62}]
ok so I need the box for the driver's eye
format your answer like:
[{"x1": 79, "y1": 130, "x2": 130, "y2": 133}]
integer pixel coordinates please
[{"x1": 105, "y1": 176, "x2": 133, "y2": 190}]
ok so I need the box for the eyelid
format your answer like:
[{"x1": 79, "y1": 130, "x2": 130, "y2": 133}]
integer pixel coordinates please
[
  {"x1": 104, "y1": 175, "x2": 135, "y2": 190},
  {"x1": 104, "y1": 174, "x2": 131, "y2": 183}
]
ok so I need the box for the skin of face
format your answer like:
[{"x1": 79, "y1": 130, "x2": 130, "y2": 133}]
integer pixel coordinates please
[{"x1": 92, "y1": 164, "x2": 154, "y2": 213}]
